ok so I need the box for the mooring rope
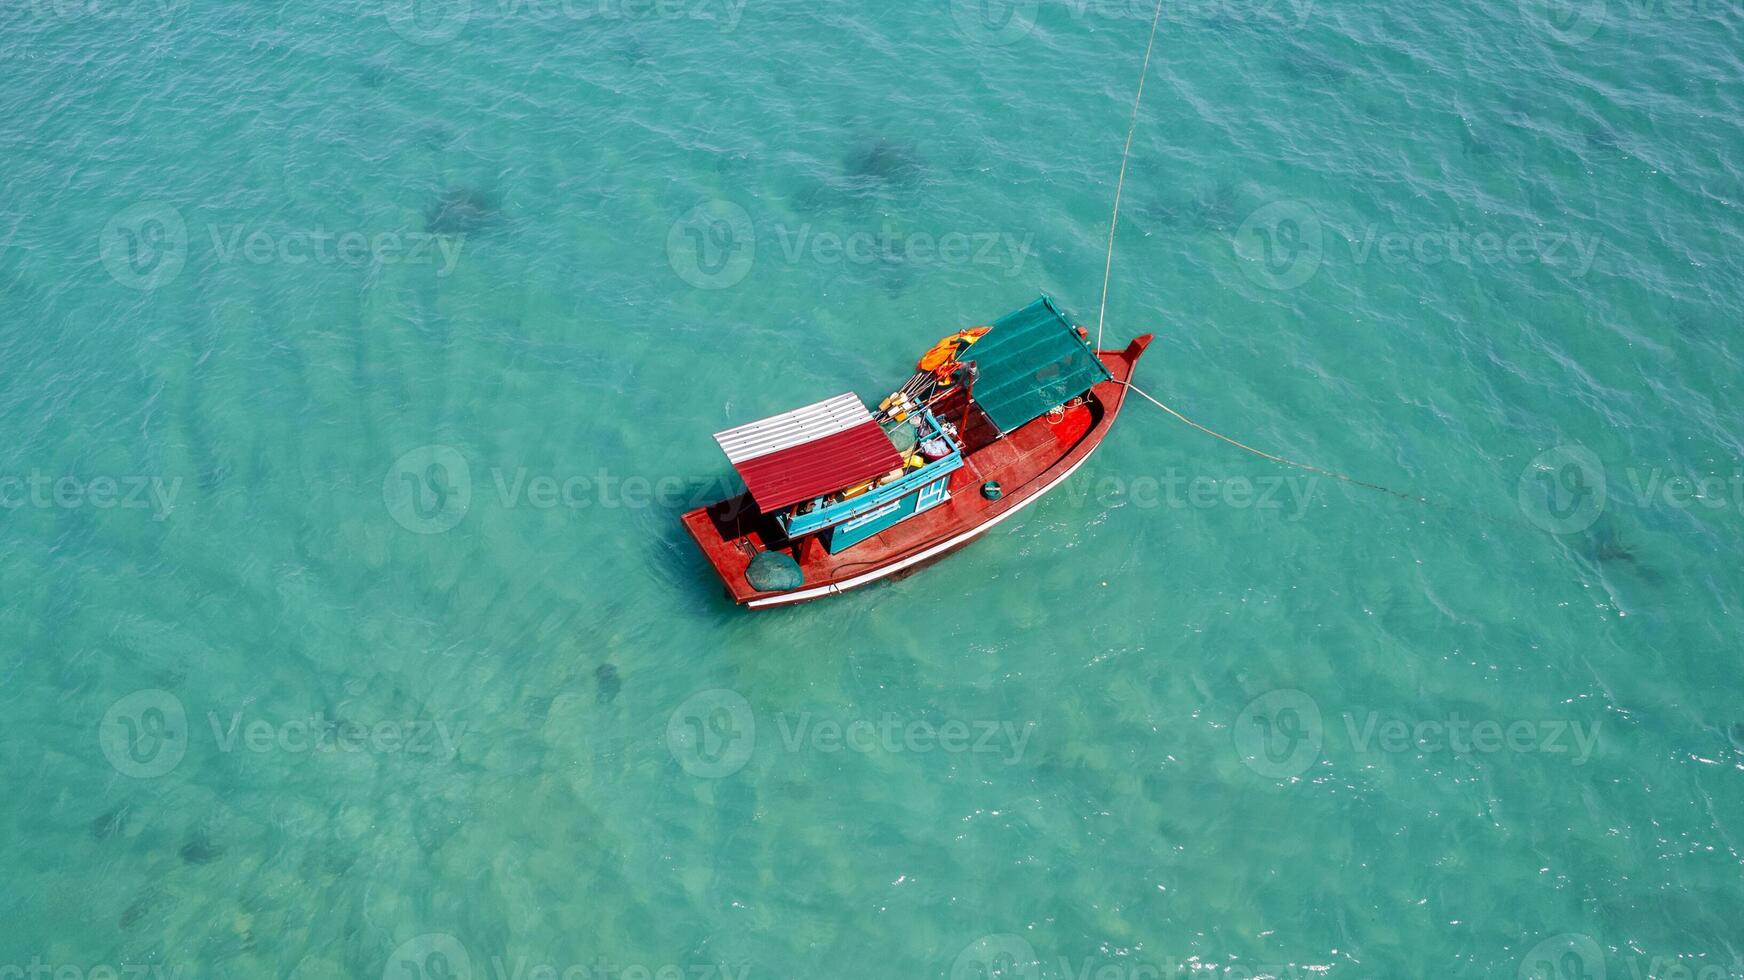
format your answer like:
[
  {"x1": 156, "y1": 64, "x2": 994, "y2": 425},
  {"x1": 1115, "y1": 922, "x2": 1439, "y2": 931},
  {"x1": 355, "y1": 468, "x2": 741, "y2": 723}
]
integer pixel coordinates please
[
  {"x1": 1123, "y1": 382, "x2": 1435, "y2": 505},
  {"x1": 1095, "y1": 0, "x2": 1167, "y2": 350}
]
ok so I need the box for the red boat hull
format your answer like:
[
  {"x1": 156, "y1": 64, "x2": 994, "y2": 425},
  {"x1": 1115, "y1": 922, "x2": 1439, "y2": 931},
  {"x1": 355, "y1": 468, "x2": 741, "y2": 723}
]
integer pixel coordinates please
[{"x1": 682, "y1": 335, "x2": 1154, "y2": 608}]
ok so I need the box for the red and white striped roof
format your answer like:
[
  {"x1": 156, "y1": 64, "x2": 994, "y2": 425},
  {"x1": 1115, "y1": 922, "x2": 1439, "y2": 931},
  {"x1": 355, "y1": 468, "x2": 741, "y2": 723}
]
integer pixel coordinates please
[{"x1": 713, "y1": 393, "x2": 904, "y2": 513}]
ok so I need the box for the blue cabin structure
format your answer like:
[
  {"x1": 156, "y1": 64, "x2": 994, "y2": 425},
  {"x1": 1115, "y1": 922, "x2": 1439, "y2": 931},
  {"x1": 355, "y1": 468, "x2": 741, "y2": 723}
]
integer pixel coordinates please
[{"x1": 776, "y1": 408, "x2": 963, "y2": 554}]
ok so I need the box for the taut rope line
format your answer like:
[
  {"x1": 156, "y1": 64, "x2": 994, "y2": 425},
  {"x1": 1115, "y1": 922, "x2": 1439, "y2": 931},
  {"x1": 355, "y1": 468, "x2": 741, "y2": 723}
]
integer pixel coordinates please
[
  {"x1": 1123, "y1": 382, "x2": 1434, "y2": 505},
  {"x1": 1095, "y1": 0, "x2": 1167, "y2": 350}
]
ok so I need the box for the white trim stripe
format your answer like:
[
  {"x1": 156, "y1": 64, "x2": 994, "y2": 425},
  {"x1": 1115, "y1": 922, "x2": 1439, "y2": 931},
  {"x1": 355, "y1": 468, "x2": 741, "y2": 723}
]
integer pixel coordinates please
[
  {"x1": 745, "y1": 451, "x2": 1094, "y2": 608},
  {"x1": 712, "y1": 392, "x2": 873, "y2": 464}
]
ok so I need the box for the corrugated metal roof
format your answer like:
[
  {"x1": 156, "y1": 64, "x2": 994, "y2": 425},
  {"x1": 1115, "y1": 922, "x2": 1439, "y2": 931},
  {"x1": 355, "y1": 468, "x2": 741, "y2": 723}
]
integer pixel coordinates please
[
  {"x1": 966, "y1": 296, "x2": 1112, "y2": 433},
  {"x1": 713, "y1": 393, "x2": 904, "y2": 513},
  {"x1": 713, "y1": 392, "x2": 871, "y2": 463}
]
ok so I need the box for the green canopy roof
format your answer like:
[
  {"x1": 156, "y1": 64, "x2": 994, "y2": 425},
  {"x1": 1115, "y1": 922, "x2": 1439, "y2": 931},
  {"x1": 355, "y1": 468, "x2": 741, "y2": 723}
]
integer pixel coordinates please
[{"x1": 967, "y1": 296, "x2": 1113, "y2": 433}]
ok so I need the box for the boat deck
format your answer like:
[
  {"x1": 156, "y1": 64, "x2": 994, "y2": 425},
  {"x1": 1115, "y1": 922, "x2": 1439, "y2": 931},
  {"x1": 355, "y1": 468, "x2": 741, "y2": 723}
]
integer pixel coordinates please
[{"x1": 682, "y1": 340, "x2": 1149, "y2": 607}]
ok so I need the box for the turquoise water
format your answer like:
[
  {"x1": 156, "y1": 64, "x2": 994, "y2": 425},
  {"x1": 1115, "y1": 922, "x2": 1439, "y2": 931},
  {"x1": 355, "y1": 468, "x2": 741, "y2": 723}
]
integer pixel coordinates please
[{"x1": 3, "y1": 0, "x2": 1743, "y2": 976}]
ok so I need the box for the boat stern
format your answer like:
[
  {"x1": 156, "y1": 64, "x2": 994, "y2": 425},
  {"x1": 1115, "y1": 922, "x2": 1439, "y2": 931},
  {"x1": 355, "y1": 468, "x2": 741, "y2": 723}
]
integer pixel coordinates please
[{"x1": 680, "y1": 496, "x2": 768, "y2": 605}]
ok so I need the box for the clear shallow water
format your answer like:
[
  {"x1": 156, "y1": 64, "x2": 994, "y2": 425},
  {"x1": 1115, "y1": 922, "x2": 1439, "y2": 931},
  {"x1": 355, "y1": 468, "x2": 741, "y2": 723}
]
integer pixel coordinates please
[{"x1": 2, "y1": 0, "x2": 1742, "y2": 977}]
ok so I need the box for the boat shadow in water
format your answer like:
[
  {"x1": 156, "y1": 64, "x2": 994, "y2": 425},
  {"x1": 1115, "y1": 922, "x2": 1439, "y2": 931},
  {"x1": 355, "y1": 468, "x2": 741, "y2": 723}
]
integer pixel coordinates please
[
  {"x1": 425, "y1": 186, "x2": 501, "y2": 236},
  {"x1": 787, "y1": 137, "x2": 929, "y2": 214},
  {"x1": 841, "y1": 138, "x2": 926, "y2": 196},
  {"x1": 1129, "y1": 179, "x2": 1240, "y2": 235},
  {"x1": 1577, "y1": 517, "x2": 1661, "y2": 585}
]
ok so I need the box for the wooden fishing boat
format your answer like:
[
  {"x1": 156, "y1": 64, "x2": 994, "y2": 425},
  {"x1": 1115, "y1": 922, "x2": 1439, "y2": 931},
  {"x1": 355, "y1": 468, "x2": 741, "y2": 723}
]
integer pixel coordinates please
[{"x1": 682, "y1": 296, "x2": 1153, "y2": 608}]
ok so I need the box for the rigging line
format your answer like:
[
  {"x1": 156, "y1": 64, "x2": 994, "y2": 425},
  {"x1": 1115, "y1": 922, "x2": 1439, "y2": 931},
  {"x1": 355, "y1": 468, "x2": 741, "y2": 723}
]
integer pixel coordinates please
[
  {"x1": 1122, "y1": 380, "x2": 1547, "y2": 532},
  {"x1": 1124, "y1": 382, "x2": 1428, "y2": 502},
  {"x1": 1095, "y1": 0, "x2": 1167, "y2": 350}
]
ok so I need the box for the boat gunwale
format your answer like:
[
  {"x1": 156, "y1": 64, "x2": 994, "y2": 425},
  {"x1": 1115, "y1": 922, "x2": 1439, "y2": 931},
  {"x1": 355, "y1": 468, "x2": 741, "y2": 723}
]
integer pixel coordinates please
[{"x1": 682, "y1": 336, "x2": 1153, "y2": 608}]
